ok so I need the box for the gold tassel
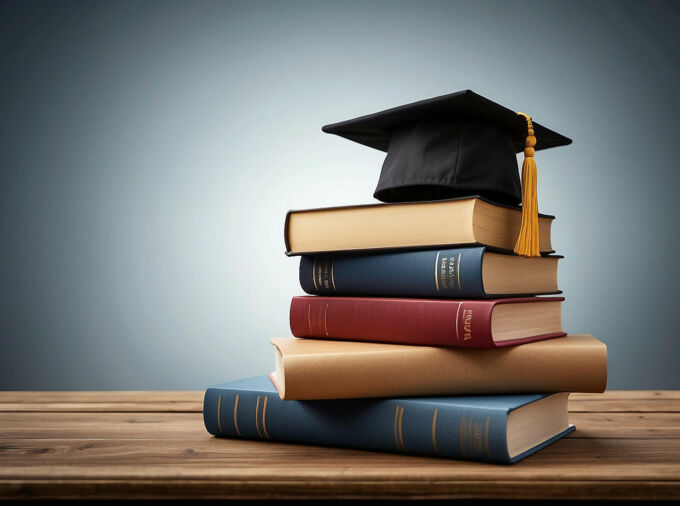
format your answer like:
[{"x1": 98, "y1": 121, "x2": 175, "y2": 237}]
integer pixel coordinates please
[{"x1": 514, "y1": 112, "x2": 540, "y2": 257}]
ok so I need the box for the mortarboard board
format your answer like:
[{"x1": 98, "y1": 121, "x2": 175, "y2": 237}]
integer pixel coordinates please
[{"x1": 322, "y1": 90, "x2": 572, "y2": 257}]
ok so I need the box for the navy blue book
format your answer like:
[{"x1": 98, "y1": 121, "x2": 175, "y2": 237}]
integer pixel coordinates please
[
  {"x1": 300, "y1": 246, "x2": 561, "y2": 298},
  {"x1": 203, "y1": 376, "x2": 574, "y2": 464}
]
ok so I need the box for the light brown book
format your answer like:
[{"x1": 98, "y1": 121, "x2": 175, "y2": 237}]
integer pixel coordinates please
[
  {"x1": 285, "y1": 196, "x2": 554, "y2": 255},
  {"x1": 269, "y1": 334, "x2": 607, "y2": 400}
]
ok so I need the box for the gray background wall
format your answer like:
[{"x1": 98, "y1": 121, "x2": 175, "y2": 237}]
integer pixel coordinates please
[{"x1": 1, "y1": 0, "x2": 678, "y2": 390}]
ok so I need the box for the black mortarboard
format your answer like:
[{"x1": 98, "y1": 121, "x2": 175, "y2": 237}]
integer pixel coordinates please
[{"x1": 322, "y1": 90, "x2": 572, "y2": 257}]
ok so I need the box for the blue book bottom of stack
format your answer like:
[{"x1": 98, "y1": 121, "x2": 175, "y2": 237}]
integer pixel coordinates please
[{"x1": 203, "y1": 376, "x2": 574, "y2": 464}]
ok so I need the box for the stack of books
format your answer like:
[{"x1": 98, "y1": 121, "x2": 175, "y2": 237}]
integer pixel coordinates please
[{"x1": 204, "y1": 91, "x2": 608, "y2": 464}]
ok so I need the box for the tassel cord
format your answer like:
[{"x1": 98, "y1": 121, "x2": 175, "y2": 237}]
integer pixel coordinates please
[{"x1": 514, "y1": 112, "x2": 540, "y2": 257}]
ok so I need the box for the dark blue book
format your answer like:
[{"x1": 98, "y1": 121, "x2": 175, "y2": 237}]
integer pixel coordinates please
[
  {"x1": 300, "y1": 246, "x2": 561, "y2": 298},
  {"x1": 203, "y1": 376, "x2": 574, "y2": 464}
]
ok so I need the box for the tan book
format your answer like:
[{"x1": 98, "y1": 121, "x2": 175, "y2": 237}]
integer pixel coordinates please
[
  {"x1": 285, "y1": 196, "x2": 554, "y2": 255},
  {"x1": 269, "y1": 334, "x2": 607, "y2": 400}
]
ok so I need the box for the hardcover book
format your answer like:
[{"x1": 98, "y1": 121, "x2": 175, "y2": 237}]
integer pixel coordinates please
[
  {"x1": 290, "y1": 296, "x2": 565, "y2": 347},
  {"x1": 204, "y1": 375, "x2": 574, "y2": 464},
  {"x1": 285, "y1": 196, "x2": 554, "y2": 255},
  {"x1": 300, "y1": 246, "x2": 560, "y2": 298},
  {"x1": 270, "y1": 334, "x2": 607, "y2": 400}
]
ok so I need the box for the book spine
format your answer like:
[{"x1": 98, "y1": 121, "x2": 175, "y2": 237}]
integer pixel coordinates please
[
  {"x1": 290, "y1": 296, "x2": 496, "y2": 347},
  {"x1": 203, "y1": 386, "x2": 514, "y2": 464},
  {"x1": 299, "y1": 247, "x2": 487, "y2": 298},
  {"x1": 272, "y1": 334, "x2": 608, "y2": 400}
]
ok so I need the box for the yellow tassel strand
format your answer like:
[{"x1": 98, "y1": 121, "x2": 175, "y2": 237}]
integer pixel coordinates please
[{"x1": 514, "y1": 112, "x2": 540, "y2": 257}]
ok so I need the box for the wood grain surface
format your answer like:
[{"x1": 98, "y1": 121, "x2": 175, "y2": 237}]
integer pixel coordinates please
[{"x1": 0, "y1": 391, "x2": 678, "y2": 500}]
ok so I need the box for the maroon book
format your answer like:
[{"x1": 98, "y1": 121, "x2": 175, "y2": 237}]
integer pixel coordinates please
[{"x1": 290, "y1": 296, "x2": 566, "y2": 348}]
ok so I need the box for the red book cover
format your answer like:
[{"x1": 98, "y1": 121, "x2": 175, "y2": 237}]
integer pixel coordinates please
[{"x1": 289, "y1": 296, "x2": 566, "y2": 348}]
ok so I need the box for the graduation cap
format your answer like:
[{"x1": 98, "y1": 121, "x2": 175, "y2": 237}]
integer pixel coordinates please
[{"x1": 322, "y1": 90, "x2": 572, "y2": 257}]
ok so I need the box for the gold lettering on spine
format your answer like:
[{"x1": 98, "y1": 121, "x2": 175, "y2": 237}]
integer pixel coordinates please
[
  {"x1": 457, "y1": 252, "x2": 462, "y2": 290},
  {"x1": 331, "y1": 259, "x2": 336, "y2": 290},
  {"x1": 484, "y1": 416, "x2": 491, "y2": 456},
  {"x1": 322, "y1": 260, "x2": 330, "y2": 289},
  {"x1": 312, "y1": 258, "x2": 318, "y2": 291},
  {"x1": 217, "y1": 395, "x2": 223, "y2": 434},
  {"x1": 433, "y1": 251, "x2": 464, "y2": 292},
  {"x1": 262, "y1": 396, "x2": 270, "y2": 439},
  {"x1": 440, "y1": 256, "x2": 448, "y2": 288},
  {"x1": 472, "y1": 418, "x2": 484, "y2": 453},
  {"x1": 431, "y1": 408, "x2": 439, "y2": 455},
  {"x1": 255, "y1": 395, "x2": 263, "y2": 439},
  {"x1": 463, "y1": 308, "x2": 473, "y2": 341},
  {"x1": 233, "y1": 395, "x2": 242, "y2": 436}
]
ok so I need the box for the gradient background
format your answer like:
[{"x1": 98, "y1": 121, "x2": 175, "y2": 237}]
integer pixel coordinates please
[{"x1": 1, "y1": 0, "x2": 679, "y2": 390}]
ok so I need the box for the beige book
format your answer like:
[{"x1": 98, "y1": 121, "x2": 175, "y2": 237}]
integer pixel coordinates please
[
  {"x1": 270, "y1": 334, "x2": 607, "y2": 400},
  {"x1": 285, "y1": 196, "x2": 554, "y2": 255}
]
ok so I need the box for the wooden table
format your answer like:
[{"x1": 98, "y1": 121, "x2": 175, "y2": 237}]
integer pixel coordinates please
[{"x1": 0, "y1": 391, "x2": 678, "y2": 500}]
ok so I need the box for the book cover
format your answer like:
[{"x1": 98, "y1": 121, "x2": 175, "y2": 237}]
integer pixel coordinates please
[
  {"x1": 204, "y1": 375, "x2": 575, "y2": 464},
  {"x1": 284, "y1": 196, "x2": 555, "y2": 256},
  {"x1": 290, "y1": 296, "x2": 565, "y2": 348},
  {"x1": 300, "y1": 246, "x2": 561, "y2": 298},
  {"x1": 270, "y1": 334, "x2": 608, "y2": 400}
]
